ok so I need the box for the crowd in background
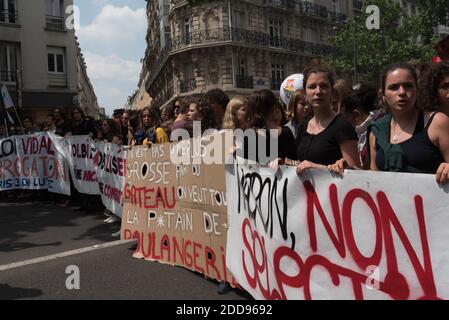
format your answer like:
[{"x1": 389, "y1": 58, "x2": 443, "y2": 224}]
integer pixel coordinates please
[
  {"x1": 2, "y1": 59, "x2": 449, "y2": 185},
  {"x1": 1, "y1": 58, "x2": 449, "y2": 294}
]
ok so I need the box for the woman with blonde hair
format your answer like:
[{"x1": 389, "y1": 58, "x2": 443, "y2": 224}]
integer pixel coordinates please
[
  {"x1": 222, "y1": 96, "x2": 248, "y2": 130},
  {"x1": 285, "y1": 90, "x2": 311, "y2": 138}
]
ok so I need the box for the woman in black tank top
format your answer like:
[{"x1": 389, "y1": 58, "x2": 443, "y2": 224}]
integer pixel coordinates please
[{"x1": 369, "y1": 62, "x2": 449, "y2": 184}]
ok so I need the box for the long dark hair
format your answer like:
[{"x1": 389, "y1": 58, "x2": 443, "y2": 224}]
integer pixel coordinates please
[
  {"x1": 246, "y1": 89, "x2": 277, "y2": 129},
  {"x1": 379, "y1": 62, "x2": 419, "y2": 111},
  {"x1": 197, "y1": 98, "x2": 217, "y2": 132},
  {"x1": 71, "y1": 106, "x2": 86, "y2": 121},
  {"x1": 140, "y1": 105, "x2": 162, "y2": 132},
  {"x1": 419, "y1": 61, "x2": 449, "y2": 111}
]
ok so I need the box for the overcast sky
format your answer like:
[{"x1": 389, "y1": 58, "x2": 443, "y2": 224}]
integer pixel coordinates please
[{"x1": 74, "y1": 0, "x2": 147, "y2": 117}]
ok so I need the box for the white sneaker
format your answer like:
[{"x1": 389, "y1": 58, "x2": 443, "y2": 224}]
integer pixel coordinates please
[
  {"x1": 104, "y1": 217, "x2": 113, "y2": 223},
  {"x1": 112, "y1": 230, "x2": 121, "y2": 237},
  {"x1": 106, "y1": 215, "x2": 119, "y2": 224}
]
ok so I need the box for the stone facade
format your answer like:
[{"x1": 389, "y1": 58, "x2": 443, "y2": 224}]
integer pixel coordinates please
[
  {"x1": 0, "y1": 0, "x2": 100, "y2": 123},
  {"x1": 145, "y1": 0, "x2": 354, "y2": 109},
  {"x1": 127, "y1": 68, "x2": 153, "y2": 111},
  {"x1": 76, "y1": 39, "x2": 99, "y2": 119}
]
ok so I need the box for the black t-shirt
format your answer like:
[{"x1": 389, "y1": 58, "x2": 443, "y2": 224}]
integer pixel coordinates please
[
  {"x1": 242, "y1": 127, "x2": 296, "y2": 163},
  {"x1": 296, "y1": 114, "x2": 358, "y2": 165},
  {"x1": 55, "y1": 119, "x2": 72, "y2": 137},
  {"x1": 71, "y1": 119, "x2": 95, "y2": 136}
]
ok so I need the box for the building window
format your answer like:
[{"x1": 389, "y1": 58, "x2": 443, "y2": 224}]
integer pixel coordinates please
[
  {"x1": 238, "y1": 59, "x2": 246, "y2": 76},
  {"x1": 233, "y1": 10, "x2": 246, "y2": 30},
  {"x1": 269, "y1": 19, "x2": 283, "y2": 47},
  {"x1": 304, "y1": 27, "x2": 317, "y2": 43},
  {"x1": 46, "y1": 0, "x2": 62, "y2": 17},
  {"x1": 47, "y1": 47, "x2": 65, "y2": 73},
  {"x1": 0, "y1": 42, "x2": 18, "y2": 82},
  {"x1": 48, "y1": 47, "x2": 67, "y2": 87},
  {"x1": 271, "y1": 63, "x2": 284, "y2": 90},
  {"x1": 236, "y1": 59, "x2": 253, "y2": 89},
  {"x1": 46, "y1": 0, "x2": 65, "y2": 31},
  {"x1": 183, "y1": 18, "x2": 191, "y2": 45},
  {"x1": 0, "y1": 0, "x2": 17, "y2": 24}
]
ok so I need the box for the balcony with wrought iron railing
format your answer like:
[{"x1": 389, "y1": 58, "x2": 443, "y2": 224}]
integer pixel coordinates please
[
  {"x1": 0, "y1": 10, "x2": 19, "y2": 24},
  {"x1": 153, "y1": 87, "x2": 174, "y2": 108},
  {"x1": 329, "y1": 11, "x2": 347, "y2": 23},
  {"x1": 148, "y1": 27, "x2": 336, "y2": 88},
  {"x1": 171, "y1": 28, "x2": 232, "y2": 51},
  {"x1": 0, "y1": 71, "x2": 17, "y2": 82},
  {"x1": 299, "y1": 1, "x2": 328, "y2": 19},
  {"x1": 45, "y1": 15, "x2": 65, "y2": 32},
  {"x1": 265, "y1": 0, "x2": 296, "y2": 11}
]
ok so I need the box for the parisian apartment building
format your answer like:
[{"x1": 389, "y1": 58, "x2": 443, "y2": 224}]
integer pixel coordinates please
[
  {"x1": 142, "y1": 0, "x2": 448, "y2": 110},
  {"x1": 0, "y1": 0, "x2": 99, "y2": 123},
  {"x1": 125, "y1": 61, "x2": 152, "y2": 111},
  {"x1": 144, "y1": 0, "x2": 364, "y2": 110}
]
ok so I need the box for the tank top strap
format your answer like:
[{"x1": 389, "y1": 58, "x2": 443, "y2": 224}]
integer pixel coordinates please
[{"x1": 425, "y1": 112, "x2": 438, "y2": 130}]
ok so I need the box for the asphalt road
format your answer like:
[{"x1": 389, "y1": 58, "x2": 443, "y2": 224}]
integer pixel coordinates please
[{"x1": 0, "y1": 201, "x2": 250, "y2": 300}]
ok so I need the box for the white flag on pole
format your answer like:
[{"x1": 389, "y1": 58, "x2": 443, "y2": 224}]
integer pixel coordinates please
[{"x1": 1, "y1": 84, "x2": 15, "y2": 109}]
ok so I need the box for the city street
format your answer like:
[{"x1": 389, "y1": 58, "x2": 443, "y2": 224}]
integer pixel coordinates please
[{"x1": 0, "y1": 201, "x2": 250, "y2": 300}]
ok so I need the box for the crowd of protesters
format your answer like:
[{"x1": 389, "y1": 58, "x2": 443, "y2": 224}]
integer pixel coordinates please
[
  {"x1": 128, "y1": 59, "x2": 449, "y2": 185},
  {"x1": 2, "y1": 59, "x2": 449, "y2": 191},
  {"x1": 1, "y1": 58, "x2": 449, "y2": 295}
]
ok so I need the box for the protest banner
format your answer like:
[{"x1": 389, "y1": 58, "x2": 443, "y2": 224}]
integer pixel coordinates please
[
  {"x1": 65, "y1": 135, "x2": 100, "y2": 195},
  {"x1": 225, "y1": 165, "x2": 449, "y2": 300},
  {"x1": 121, "y1": 138, "x2": 233, "y2": 284},
  {"x1": 93, "y1": 141, "x2": 126, "y2": 217},
  {"x1": 0, "y1": 133, "x2": 70, "y2": 195}
]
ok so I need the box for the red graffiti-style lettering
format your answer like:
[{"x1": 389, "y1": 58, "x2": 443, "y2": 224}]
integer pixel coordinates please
[
  {"x1": 242, "y1": 219, "x2": 274, "y2": 299},
  {"x1": 124, "y1": 183, "x2": 176, "y2": 209},
  {"x1": 304, "y1": 182, "x2": 346, "y2": 258},
  {"x1": 21, "y1": 136, "x2": 55, "y2": 155},
  {"x1": 193, "y1": 242, "x2": 204, "y2": 274},
  {"x1": 377, "y1": 193, "x2": 437, "y2": 300},
  {"x1": 342, "y1": 189, "x2": 383, "y2": 271},
  {"x1": 123, "y1": 230, "x2": 226, "y2": 280},
  {"x1": 205, "y1": 246, "x2": 221, "y2": 280},
  {"x1": 240, "y1": 180, "x2": 440, "y2": 300}
]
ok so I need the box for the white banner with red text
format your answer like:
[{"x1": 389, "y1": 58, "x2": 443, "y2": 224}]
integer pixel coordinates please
[
  {"x1": 93, "y1": 141, "x2": 126, "y2": 217},
  {"x1": 64, "y1": 135, "x2": 100, "y2": 195},
  {"x1": 0, "y1": 133, "x2": 70, "y2": 195},
  {"x1": 225, "y1": 164, "x2": 449, "y2": 300}
]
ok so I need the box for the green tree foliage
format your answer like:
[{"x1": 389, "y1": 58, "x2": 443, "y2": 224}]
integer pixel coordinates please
[
  {"x1": 328, "y1": 0, "x2": 435, "y2": 84},
  {"x1": 416, "y1": 0, "x2": 449, "y2": 43}
]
